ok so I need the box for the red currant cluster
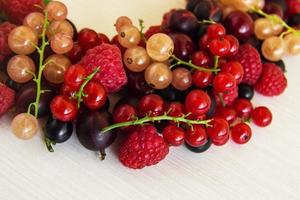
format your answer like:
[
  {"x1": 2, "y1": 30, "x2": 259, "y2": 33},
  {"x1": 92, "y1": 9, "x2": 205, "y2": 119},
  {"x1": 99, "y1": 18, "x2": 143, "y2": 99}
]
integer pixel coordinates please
[{"x1": 0, "y1": 0, "x2": 297, "y2": 169}]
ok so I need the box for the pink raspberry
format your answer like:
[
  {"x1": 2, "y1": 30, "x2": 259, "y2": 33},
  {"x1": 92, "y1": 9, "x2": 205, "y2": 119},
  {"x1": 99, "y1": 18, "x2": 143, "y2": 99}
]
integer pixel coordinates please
[{"x1": 0, "y1": 83, "x2": 15, "y2": 118}]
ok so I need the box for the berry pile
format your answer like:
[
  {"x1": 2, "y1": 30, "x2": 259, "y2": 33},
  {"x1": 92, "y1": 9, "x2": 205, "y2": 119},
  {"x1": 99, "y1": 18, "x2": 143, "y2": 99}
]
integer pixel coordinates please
[{"x1": 0, "y1": 0, "x2": 297, "y2": 169}]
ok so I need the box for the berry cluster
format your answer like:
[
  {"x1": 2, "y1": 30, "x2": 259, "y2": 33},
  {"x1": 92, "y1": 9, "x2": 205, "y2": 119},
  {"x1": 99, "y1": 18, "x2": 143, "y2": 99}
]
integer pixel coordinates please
[{"x1": 0, "y1": 0, "x2": 297, "y2": 169}]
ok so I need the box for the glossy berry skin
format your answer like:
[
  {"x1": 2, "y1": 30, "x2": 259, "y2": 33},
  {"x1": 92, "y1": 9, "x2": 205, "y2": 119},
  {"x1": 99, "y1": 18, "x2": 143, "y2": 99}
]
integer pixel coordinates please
[
  {"x1": 138, "y1": 94, "x2": 165, "y2": 117},
  {"x1": 169, "y1": 33, "x2": 195, "y2": 61},
  {"x1": 64, "y1": 64, "x2": 86, "y2": 90},
  {"x1": 60, "y1": 84, "x2": 77, "y2": 97},
  {"x1": 192, "y1": 0, "x2": 212, "y2": 20},
  {"x1": 45, "y1": 116, "x2": 73, "y2": 143},
  {"x1": 113, "y1": 104, "x2": 137, "y2": 124},
  {"x1": 97, "y1": 33, "x2": 110, "y2": 44},
  {"x1": 224, "y1": 35, "x2": 239, "y2": 56},
  {"x1": 213, "y1": 72, "x2": 236, "y2": 93},
  {"x1": 192, "y1": 70, "x2": 213, "y2": 88},
  {"x1": 209, "y1": 38, "x2": 231, "y2": 57},
  {"x1": 221, "y1": 61, "x2": 244, "y2": 84},
  {"x1": 168, "y1": 9, "x2": 199, "y2": 35},
  {"x1": 206, "y1": 118, "x2": 229, "y2": 143},
  {"x1": 212, "y1": 133, "x2": 230, "y2": 146},
  {"x1": 233, "y1": 98, "x2": 253, "y2": 119},
  {"x1": 207, "y1": 23, "x2": 226, "y2": 40},
  {"x1": 238, "y1": 83, "x2": 254, "y2": 100},
  {"x1": 192, "y1": 51, "x2": 212, "y2": 66},
  {"x1": 185, "y1": 125, "x2": 207, "y2": 147},
  {"x1": 185, "y1": 89, "x2": 211, "y2": 116},
  {"x1": 199, "y1": 34, "x2": 211, "y2": 50},
  {"x1": 251, "y1": 106, "x2": 272, "y2": 127},
  {"x1": 50, "y1": 95, "x2": 78, "y2": 122},
  {"x1": 214, "y1": 107, "x2": 237, "y2": 125},
  {"x1": 78, "y1": 28, "x2": 99, "y2": 52},
  {"x1": 162, "y1": 125, "x2": 185, "y2": 146},
  {"x1": 231, "y1": 123, "x2": 252, "y2": 144},
  {"x1": 83, "y1": 82, "x2": 107, "y2": 110},
  {"x1": 127, "y1": 72, "x2": 154, "y2": 97},
  {"x1": 167, "y1": 102, "x2": 186, "y2": 117},
  {"x1": 67, "y1": 43, "x2": 83, "y2": 64},
  {"x1": 185, "y1": 137, "x2": 212, "y2": 153}
]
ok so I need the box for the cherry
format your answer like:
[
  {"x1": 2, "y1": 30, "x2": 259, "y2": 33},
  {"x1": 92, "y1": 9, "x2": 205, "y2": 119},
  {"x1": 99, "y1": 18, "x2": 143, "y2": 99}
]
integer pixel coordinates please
[
  {"x1": 233, "y1": 98, "x2": 253, "y2": 119},
  {"x1": 185, "y1": 125, "x2": 207, "y2": 147},
  {"x1": 231, "y1": 123, "x2": 252, "y2": 144},
  {"x1": 169, "y1": 33, "x2": 195, "y2": 61},
  {"x1": 167, "y1": 102, "x2": 186, "y2": 117},
  {"x1": 192, "y1": 50, "x2": 212, "y2": 66},
  {"x1": 213, "y1": 72, "x2": 236, "y2": 93},
  {"x1": 50, "y1": 95, "x2": 78, "y2": 122},
  {"x1": 66, "y1": 42, "x2": 83, "y2": 64},
  {"x1": 78, "y1": 28, "x2": 99, "y2": 52},
  {"x1": 192, "y1": 70, "x2": 213, "y2": 88},
  {"x1": 113, "y1": 104, "x2": 137, "y2": 124},
  {"x1": 97, "y1": 33, "x2": 110, "y2": 44},
  {"x1": 168, "y1": 9, "x2": 199, "y2": 35},
  {"x1": 64, "y1": 64, "x2": 86, "y2": 90},
  {"x1": 162, "y1": 125, "x2": 185, "y2": 146},
  {"x1": 224, "y1": 35, "x2": 239, "y2": 56},
  {"x1": 264, "y1": 2, "x2": 284, "y2": 18},
  {"x1": 206, "y1": 118, "x2": 229, "y2": 143},
  {"x1": 138, "y1": 94, "x2": 166, "y2": 117},
  {"x1": 221, "y1": 61, "x2": 244, "y2": 84},
  {"x1": 214, "y1": 106, "x2": 237, "y2": 125},
  {"x1": 209, "y1": 38, "x2": 231, "y2": 57},
  {"x1": 83, "y1": 82, "x2": 107, "y2": 110},
  {"x1": 207, "y1": 23, "x2": 226, "y2": 40},
  {"x1": 251, "y1": 106, "x2": 272, "y2": 127},
  {"x1": 185, "y1": 89, "x2": 211, "y2": 116}
]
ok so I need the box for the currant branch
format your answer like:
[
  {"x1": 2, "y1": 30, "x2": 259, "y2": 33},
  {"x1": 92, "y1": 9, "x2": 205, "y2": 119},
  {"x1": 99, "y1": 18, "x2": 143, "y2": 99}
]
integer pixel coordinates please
[{"x1": 101, "y1": 113, "x2": 212, "y2": 133}]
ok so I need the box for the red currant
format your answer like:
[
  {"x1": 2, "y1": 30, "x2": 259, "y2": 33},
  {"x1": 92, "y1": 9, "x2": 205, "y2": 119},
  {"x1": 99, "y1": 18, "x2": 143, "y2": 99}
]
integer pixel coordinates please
[
  {"x1": 209, "y1": 38, "x2": 231, "y2": 57},
  {"x1": 163, "y1": 125, "x2": 185, "y2": 146},
  {"x1": 220, "y1": 61, "x2": 244, "y2": 84},
  {"x1": 233, "y1": 98, "x2": 253, "y2": 118},
  {"x1": 214, "y1": 106, "x2": 237, "y2": 125},
  {"x1": 192, "y1": 51, "x2": 212, "y2": 66},
  {"x1": 207, "y1": 23, "x2": 226, "y2": 40},
  {"x1": 213, "y1": 72, "x2": 236, "y2": 93},
  {"x1": 50, "y1": 95, "x2": 78, "y2": 122},
  {"x1": 207, "y1": 118, "x2": 229, "y2": 142},
  {"x1": 224, "y1": 35, "x2": 239, "y2": 56},
  {"x1": 64, "y1": 64, "x2": 86, "y2": 90},
  {"x1": 167, "y1": 102, "x2": 186, "y2": 117},
  {"x1": 185, "y1": 125, "x2": 207, "y2": 147},
  {"x1": 97, "y1": 33, "x2": 110, "y2": 45},
  {"x1": 83, "y1": 82, "x2": 107, "y2": 110},
  {"x1": 199, "y1": 34, "x2": 211, "y2": 50},
  {"x1": 192, "y1": 70, "x2": 213, "y2": 88},
  {"x1": 78, "y1": 28, "x2": 99, "y2": 52},
  {"x1": 251, "y1": 106, "x2": 272, "y2": 127},
  {"x1": 231, "y1": 123, "x2": 252, "y2": 144},
  {"x1": 185, "y1": 89, "x2": 211, "y2": 116},
  {"x1": 66, "y1": 42, "x2": 83, "y2": 64},
  {"x1": 60, "y1": 84, "x2": 77, "y2": 97},
  {"x1": 138, "y1": 94, "x2": 166, "y2": 117},
  {"x1": 212, "y1": 134, "x2": 229, "y2": 146},
  {"x1": 113, "y1": 104, "x2": 137, "y2": 123}
]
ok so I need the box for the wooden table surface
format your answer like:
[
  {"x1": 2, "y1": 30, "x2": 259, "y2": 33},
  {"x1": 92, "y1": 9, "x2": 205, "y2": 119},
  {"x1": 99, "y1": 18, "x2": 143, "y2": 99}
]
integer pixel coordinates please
[{"x1": 0, "y1": 0, "x2": 299, "y2": 199}]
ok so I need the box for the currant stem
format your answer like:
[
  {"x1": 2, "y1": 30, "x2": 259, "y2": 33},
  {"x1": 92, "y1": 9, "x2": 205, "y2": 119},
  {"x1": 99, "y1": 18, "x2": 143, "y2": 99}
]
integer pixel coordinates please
[
  {"x1": 170, "y1": 55, "x2": 220, "y2": 72},
  {"x1": 139, "y1": 19, "x2": 147, "y2": 43},
  {"x1": 45, "y1": 137, "x2": 55, "y2": 152},
  {"x1": 101, "y1": 114, "x2": 212, "y2": 133},
  {"x1": 75, "y1": 67, "x2": 100, "y2": 108},
  {"x1": 198, "y1": 19, "x2": 216, "y2": 24}
]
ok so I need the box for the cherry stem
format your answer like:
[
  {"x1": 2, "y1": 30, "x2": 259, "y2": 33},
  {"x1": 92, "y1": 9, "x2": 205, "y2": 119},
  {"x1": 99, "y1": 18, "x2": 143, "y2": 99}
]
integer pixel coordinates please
[
  {"x1": 45, "y1": 137, "x2": 55, "y2": 152},
  {"x1": 139, "y1": 19, "x2": 147, "y2": 43},
  {"x1": 75, "y1": 67, "x2": 100, "y2": 108},
  {"x1": 101, "y1": 113, "x2": 212, "y2": 133},
  {"x1": 251, "y1": 7, "x2": 300, "y2": 37},
  {"x1": 28, "y1": 10, "x2": 50, "y2": 118},
  {"x1": 170, "y1": 55, "x2": 220, "y2": 72}
]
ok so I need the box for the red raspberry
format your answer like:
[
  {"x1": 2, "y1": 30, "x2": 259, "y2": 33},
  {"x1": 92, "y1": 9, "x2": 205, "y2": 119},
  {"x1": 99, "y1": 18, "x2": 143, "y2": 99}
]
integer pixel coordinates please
[
  {"x1": 0, "y1": 22, "x2": 16, "y2": 62},
  {"x1": 119, "y1": 125, "x2": 169, "y2": 169},
  {"x1": 0, "y1": 83, "x2": 15, "y2": 118},
  {"x1": 254, "y1": 63, "x2": 287, "y2": 96},
  {"x1": 80, "y1": 44, "x2": 127, "y2": 93},
  {"x1": 3, "y1": 0, "x2": 44, "y2": 24},
  {"x1": 144, "y1": 25, "x2": 162, "y2": 40},
  {"x1": 215, "y1": 87, "x2": 238, "y2": 107},
  {"x1": 232, "y1": 44, "x2": 262, "y2": 85}
]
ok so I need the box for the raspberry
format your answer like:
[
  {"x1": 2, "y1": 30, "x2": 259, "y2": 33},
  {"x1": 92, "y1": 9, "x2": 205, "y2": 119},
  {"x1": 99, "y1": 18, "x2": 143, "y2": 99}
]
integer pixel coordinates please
[
  {"x1": 0, "y1": 83, "x2": 15, "y2": 118},
  {"x1": 119, "y1": 125, "x2": 169, "y2": 169},
  {"x1": 215, "y1": 87, "x2": 238, "y2": 107},
  {"x1": 254, "y1": 63, "x2": 287, "y2": 96},
  {"x1": 80, "y1": 44, "x2": 127, "y2": 93},
  {"x1": 144, "y1": 25, "x2": 162, "y2": 40},
  {"x1": 232, "y1": 44, "x2": 262, "y2": 85},
  {"x1": 3, "y1": 0, "x2": 43, "y2": 24},
  {"x1": 286, "y1": 0, "x2": 300, "y2": 16},
  {"x1": 0, "y1": 22, "x2": 16, "y2": 62}
]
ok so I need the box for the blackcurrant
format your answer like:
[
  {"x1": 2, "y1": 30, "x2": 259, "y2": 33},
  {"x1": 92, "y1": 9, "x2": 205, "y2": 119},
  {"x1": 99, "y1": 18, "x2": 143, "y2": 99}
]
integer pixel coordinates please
[
  {"x1": 238, "y1": 83, "x2": 254, "y2": 100},
  {"x1": 45, "y1": 116, "x2": 73, "y2": 143},
  {"x1": 205, "y1": 86, "x2": 217, "y2": 118},
  {"x1": 193, "y1": 0, "x2": 212, "y2": 20},
  {"x1": 185, "y1": 137, "x2": 212, "y2": 153}
]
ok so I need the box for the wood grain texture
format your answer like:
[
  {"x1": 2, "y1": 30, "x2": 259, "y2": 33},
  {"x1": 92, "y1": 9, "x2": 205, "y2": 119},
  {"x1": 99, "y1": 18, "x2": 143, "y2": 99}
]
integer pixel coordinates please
[{"x1": 0, "y1": 0, "x2": 300, "y2": 199}]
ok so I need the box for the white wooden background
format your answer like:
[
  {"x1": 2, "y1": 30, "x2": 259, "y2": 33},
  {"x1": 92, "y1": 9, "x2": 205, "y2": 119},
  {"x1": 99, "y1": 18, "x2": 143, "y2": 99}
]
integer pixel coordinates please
[{"x1": 0, "y1": 0, "x2": 299, "y2": 199}]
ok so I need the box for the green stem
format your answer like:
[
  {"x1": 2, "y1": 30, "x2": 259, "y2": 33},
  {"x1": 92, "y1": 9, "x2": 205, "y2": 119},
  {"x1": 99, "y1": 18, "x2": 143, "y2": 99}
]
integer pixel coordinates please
[
  {"x1": 139, "y1": 19, "x2": 147, "y2": 43},
  {"x1": 213, "y1": 56, "x2": 219, "y2": 75},
  {"x1": 217, "y1": 93, "x2": 226, "y2": 107},
  {"x1": 101, "y1": 114, "x2": 212, "y2": 133},
  {"x1": 170, "y1": 55, "x2": 220, "y2": 72},
  {"x1": 75, "y1": 67, "x2": 100, "y2": 108},
  {"x1": 198, "y1": 19, "x2": 216, "y2": 24}
]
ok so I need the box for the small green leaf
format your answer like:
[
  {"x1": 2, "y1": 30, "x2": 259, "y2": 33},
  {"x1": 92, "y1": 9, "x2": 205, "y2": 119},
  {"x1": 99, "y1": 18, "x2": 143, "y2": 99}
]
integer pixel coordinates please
[{"x1": 44, "y1": 0, "x2": 51, "y2": 5}]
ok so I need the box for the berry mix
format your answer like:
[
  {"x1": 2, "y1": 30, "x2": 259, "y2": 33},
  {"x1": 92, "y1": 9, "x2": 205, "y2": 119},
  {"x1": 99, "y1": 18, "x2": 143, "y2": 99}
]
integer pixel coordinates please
[{"x1": 0, "y1": 0, "x2": 297, "y2": 169}]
